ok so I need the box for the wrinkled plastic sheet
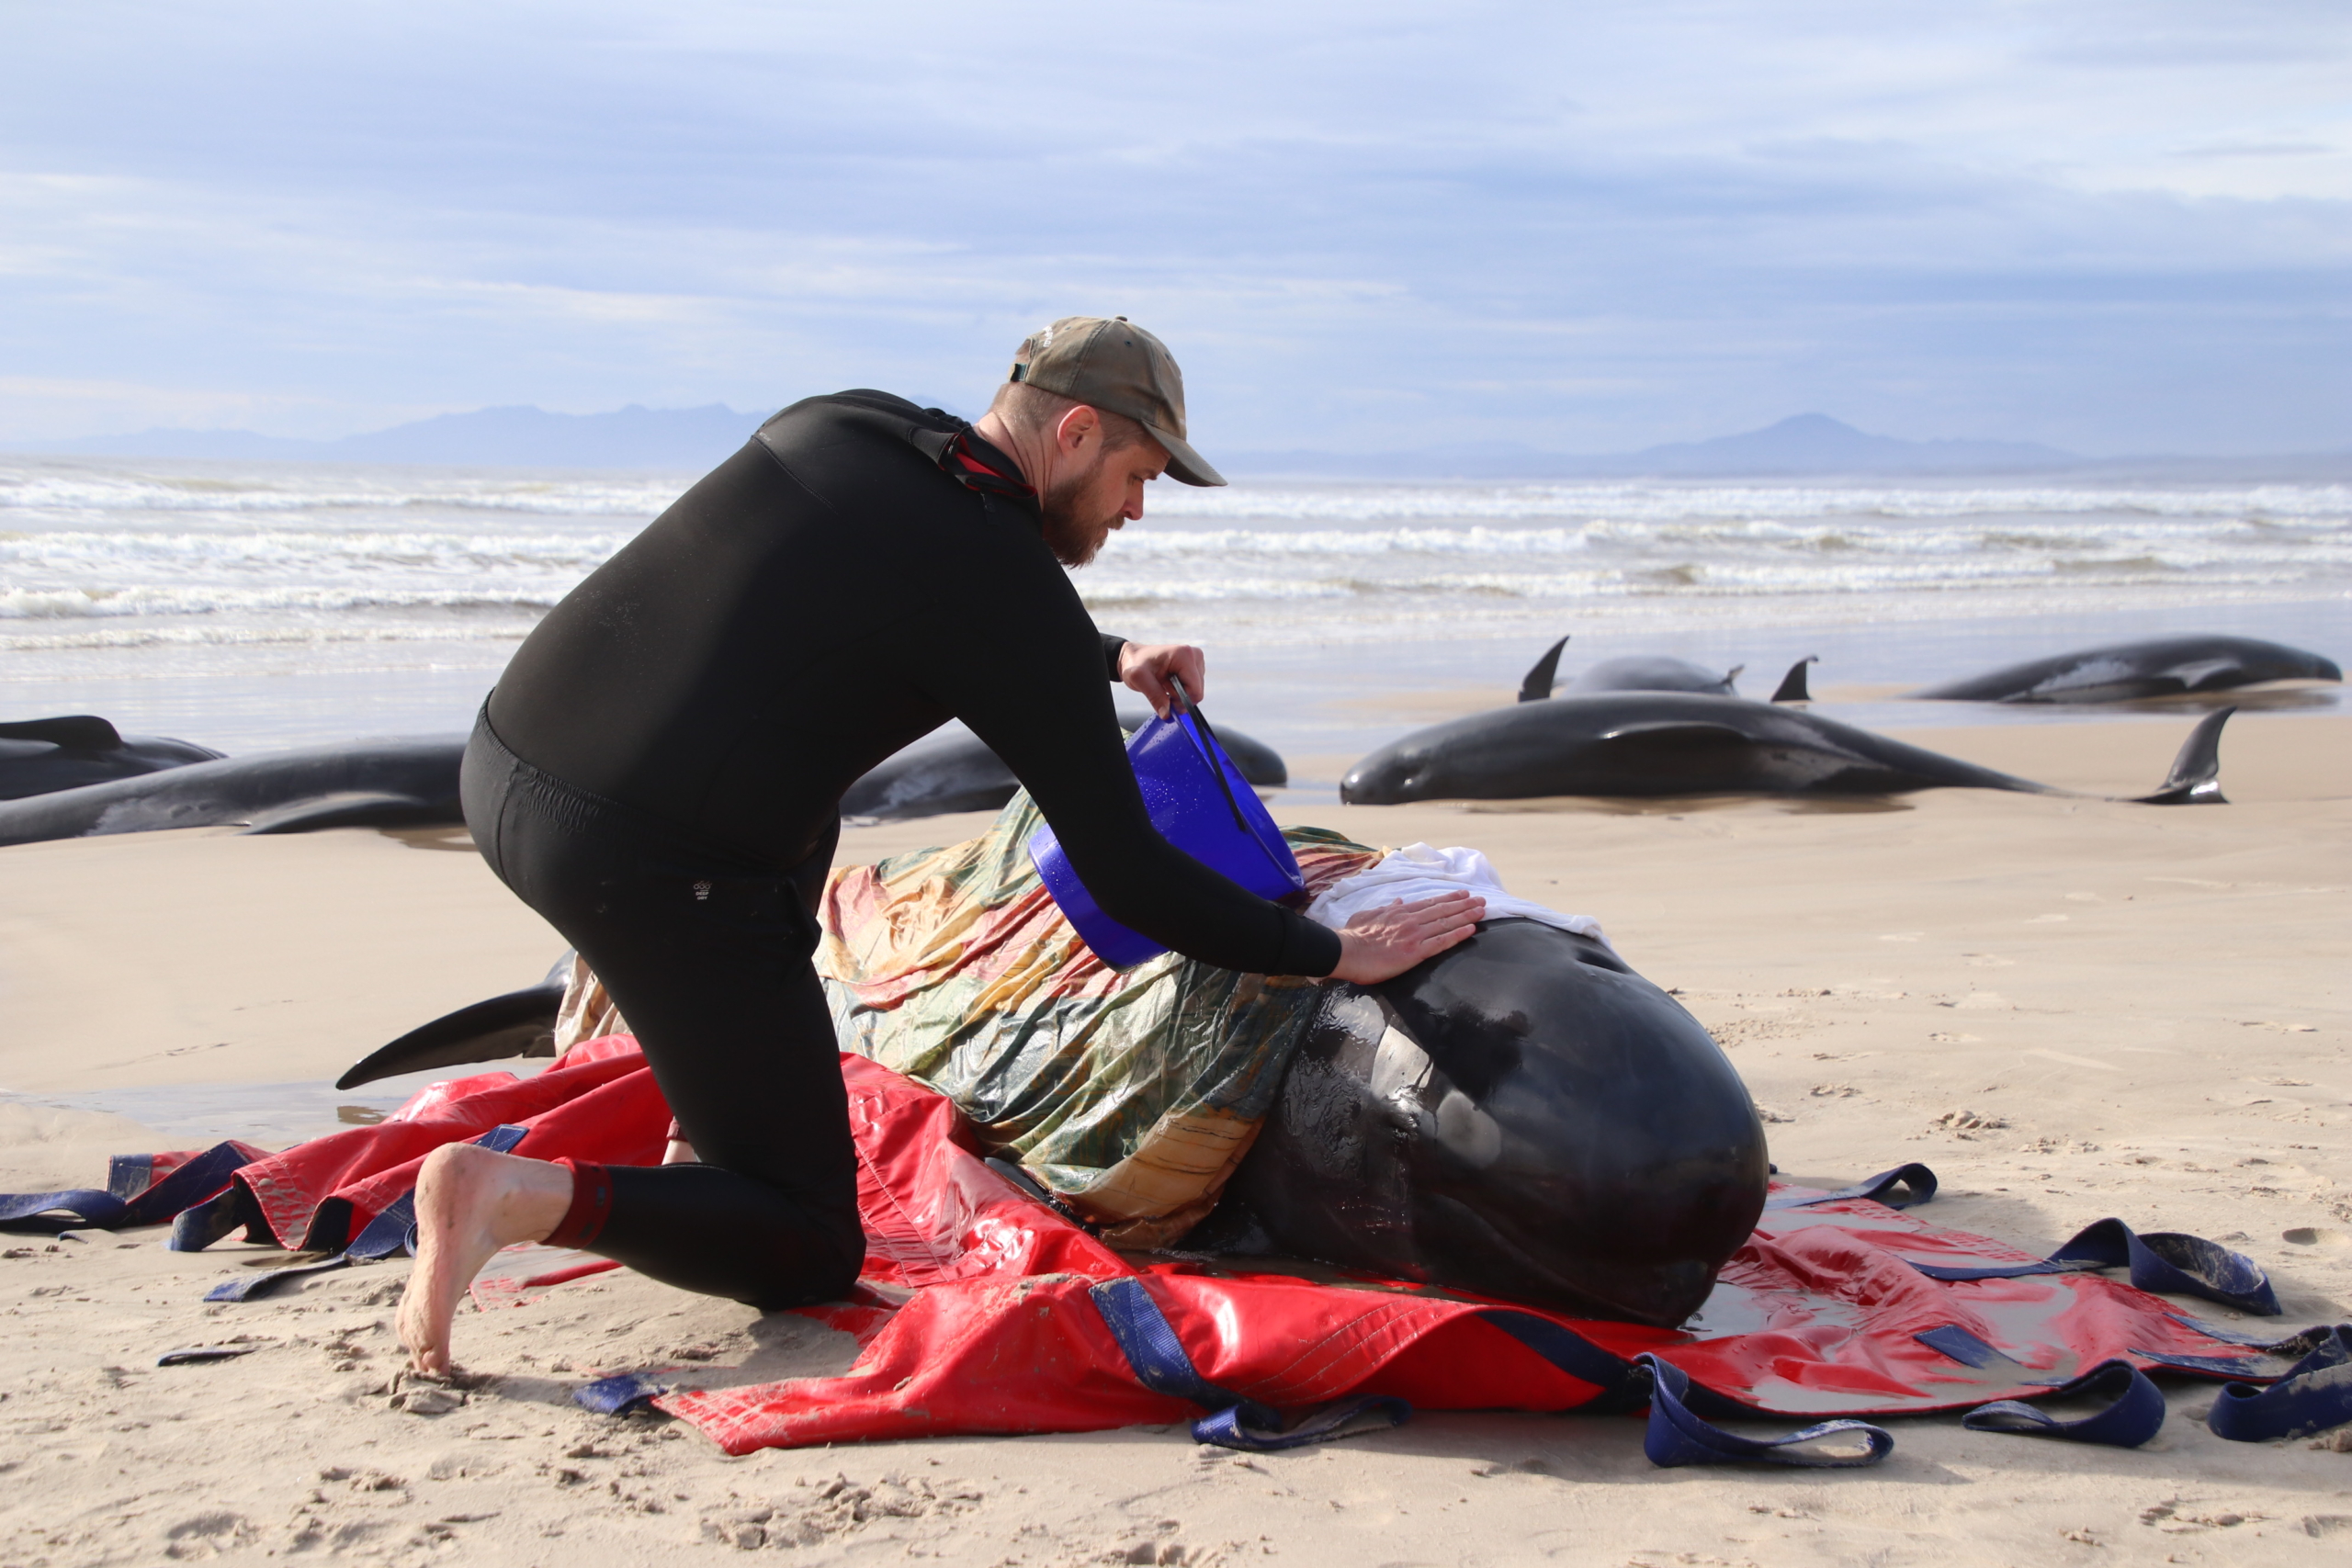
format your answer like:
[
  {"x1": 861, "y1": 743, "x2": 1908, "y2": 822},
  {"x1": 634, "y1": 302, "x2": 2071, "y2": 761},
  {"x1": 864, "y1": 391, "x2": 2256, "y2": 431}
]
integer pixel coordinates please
[{"x1": 173, "y1": 1037, "x2": 2280, "y2": 1453}]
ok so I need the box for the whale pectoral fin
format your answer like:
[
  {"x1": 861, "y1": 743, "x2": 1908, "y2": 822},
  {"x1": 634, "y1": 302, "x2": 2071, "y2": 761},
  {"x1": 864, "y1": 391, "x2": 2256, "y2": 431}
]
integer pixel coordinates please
[
  {"x1": 2163, "y1": 659, "x2": 2242, "y2": 693},
  {"x1": 1598, "y1": 719, "x2": 1755, "y2": 746},
  {"x1": 0, "y1": 716, "x2": 124, "y2": 750},
  {"x1": 334, "y1": 981, "x2": 569, "y2": 1090},
  {"x1": 236, "y1": 792, "x2": 454, "y2": 835},
  {"x1": 1770, "y1": 656, "x2": 1819, "y2": 704},
  {"x1": 2132, "y1": 705, "x2": 2233, "y2": 806},
  {"x1": 1519, "y1": 636, "x2": 1570, "y2": 703}
]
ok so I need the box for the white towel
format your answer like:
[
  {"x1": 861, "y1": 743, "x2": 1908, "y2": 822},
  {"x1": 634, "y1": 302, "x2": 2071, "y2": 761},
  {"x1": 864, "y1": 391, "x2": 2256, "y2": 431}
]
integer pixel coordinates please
[{"x1": 1306, "y1": 842, "x2": 1617, "y2": 956}]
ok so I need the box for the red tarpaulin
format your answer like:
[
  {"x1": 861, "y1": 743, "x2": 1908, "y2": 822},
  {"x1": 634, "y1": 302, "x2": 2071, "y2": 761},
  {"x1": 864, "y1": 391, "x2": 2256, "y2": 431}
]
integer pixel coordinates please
[{"x1": 182, "y1": 1035, "x2": 2276, "y2": 1454}]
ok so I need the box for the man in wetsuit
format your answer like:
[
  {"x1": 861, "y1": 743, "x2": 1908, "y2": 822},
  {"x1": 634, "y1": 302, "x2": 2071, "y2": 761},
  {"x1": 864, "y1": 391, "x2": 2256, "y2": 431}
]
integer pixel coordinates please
[{"x1": 399, "y1": 317, "x2": 1482, "y2": 1372}]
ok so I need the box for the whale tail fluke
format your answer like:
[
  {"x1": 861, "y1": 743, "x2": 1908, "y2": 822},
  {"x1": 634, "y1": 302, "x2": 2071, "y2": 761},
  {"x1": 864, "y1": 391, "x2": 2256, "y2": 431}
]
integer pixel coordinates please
[
  {"x1": 1520, "y1": 637, "x2": 1570, "y2": 703},
  {"x1": 1770, "y1": 657, "x2": 1819, "y2": 704},
  {"x1": 2133, "y1": 705, "x2": 2233, "y2": 806},
  {"x1": 1722, "y1": 663, "x2": 1746, "y2": 694}
]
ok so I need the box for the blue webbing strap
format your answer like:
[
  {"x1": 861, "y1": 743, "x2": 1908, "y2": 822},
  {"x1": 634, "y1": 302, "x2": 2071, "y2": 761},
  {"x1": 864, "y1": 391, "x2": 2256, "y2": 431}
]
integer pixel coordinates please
[
  {"x1": 1088, "y1": 1277, "x2": 1409, "y2": 1452},
  {"x1": 202, "y1": 1125, "x2": 530, "y2": 1303},
  {"x1": 2208, "y1": 1325, "x2": 2352, "y2": 1443},
  {"x1": 576, "y1": 1372, "x2": 671, "y2": 1416},
  {"x1": 1763, "y1": 1163, "x2": 1938, "y2": 1211},
  {"x1": 1477, "y1": 1310, "x2": 1652, "y2": 1413},
  {"x1": 1960, "y1": 1359, "x2": 2166, "y2": 1447},
  {"x1": 1902, "y1": 1217, "x2": 2279, "y2": 1316},
  {"x1": 1635, "y1": 1355, "x2": 1894, "y2": 1469},
  {"x1": 0, "y1": 1187, "x2": 126, "y2": 1233},
  {"x1": 0, "y1": 1140, "x2": 260, "y2": 1235}
]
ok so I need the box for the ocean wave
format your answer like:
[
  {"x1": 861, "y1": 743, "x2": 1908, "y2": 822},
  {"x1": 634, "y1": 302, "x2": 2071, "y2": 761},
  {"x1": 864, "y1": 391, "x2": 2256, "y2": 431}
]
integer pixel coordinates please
[
  {"x1": 0, "y1": 528, "x2": 626, "y2": 570},
  {"x1": 0, "y1": 621, "x2": 537, "y2": 652},
  {"x1": 1101, "y1": 515, "x2": 2350, "y2": 561},
  {"x1": 1142, "y1": 480, "x2": 2352, "y2": 525},
  {"x1": 0, "y1": 584, "x2": 561, "y2": 619},
  {"x1": 0, "y1": 473, "x2": 675, "y2": 518}
]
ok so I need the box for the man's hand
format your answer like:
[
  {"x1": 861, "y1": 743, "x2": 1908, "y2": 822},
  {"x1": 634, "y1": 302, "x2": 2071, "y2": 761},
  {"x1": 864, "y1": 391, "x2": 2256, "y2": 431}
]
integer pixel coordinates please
[
  {"x1": 1328, "y1": 891, "x2": 1487, "y2": 985},
  {"x1": 1119, "y1": 641, "x2": 1208, "y2": 717}
]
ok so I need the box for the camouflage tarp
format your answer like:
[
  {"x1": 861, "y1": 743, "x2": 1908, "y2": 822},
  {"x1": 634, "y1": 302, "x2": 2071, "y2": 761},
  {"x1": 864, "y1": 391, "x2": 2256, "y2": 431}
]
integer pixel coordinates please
[
  {"x1": 548, "y1": 791, "x2": 1384, "y2": 1247},
  {"x1": 815, "y1": 792, "x2": 1383, "y2": 1246}
]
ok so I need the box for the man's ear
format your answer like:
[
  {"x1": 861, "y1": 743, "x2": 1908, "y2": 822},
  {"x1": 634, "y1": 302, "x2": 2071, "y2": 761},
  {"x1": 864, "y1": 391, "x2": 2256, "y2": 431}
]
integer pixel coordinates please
[{"x1": 1054, "y1": 403, "x2": 1102, "y2": 454}]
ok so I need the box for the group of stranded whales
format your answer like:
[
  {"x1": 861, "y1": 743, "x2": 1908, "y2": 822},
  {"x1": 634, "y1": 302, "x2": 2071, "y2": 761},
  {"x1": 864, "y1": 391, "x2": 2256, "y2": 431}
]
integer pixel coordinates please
[
  {"x1": 1338, "y1": 631, "x2": 2340, "y2": 807},
  {"x1": 0, "y1": 632, "x2": 2329, "y2": 844},
  {"x1": 0, "y1": 708, "x2": 1288, "y2": 847}
]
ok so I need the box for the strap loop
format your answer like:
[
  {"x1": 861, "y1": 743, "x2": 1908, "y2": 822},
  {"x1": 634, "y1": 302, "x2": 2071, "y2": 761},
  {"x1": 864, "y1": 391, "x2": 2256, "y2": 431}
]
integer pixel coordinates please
[
  {"x1": 1961, "y1": 1360, "x2": 2166, "y2": 1447},
  {"x1": 1636, "y1": 1355, "x2": 1894, "y2": 1469},
  {"x1": 2208, "y1": 1325, "x2": 2352, "y2": 1442}
]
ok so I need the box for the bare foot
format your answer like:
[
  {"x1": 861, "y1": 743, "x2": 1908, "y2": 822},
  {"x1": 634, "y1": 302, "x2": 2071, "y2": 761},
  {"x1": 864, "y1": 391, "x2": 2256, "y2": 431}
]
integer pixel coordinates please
[{"x1": 397, "y1": 1145, "x2": 573, "y2": 1374}]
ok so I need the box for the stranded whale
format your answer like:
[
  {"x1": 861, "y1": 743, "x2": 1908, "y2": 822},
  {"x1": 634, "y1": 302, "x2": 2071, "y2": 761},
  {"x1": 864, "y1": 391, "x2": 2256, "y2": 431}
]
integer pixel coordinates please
[
  {"x1": 1517, "y1": 637, "x2": 1815, "y2": 706},
  {"x1": 1197, "y1": 918, "x2": 1767, "y2": 1325},
  {"x1": 1912, "y1": 636, "x2": 2341, "y2": 704},
  {"x1": 1341, "y1": 694, "x2": 2233, "y2": 806},
  {"x1": 0, "y1": 735, "x2": 467, "y2": 848},
  {"x1": 338, "y1": 919, "x2": 1769, "y2": 1327},
  {"x1": 0, "y1": 716, "x2": 221, "y2": 801},
  {"x1": 841, "y1": 710, "x2": 1286, "y2": 822}
]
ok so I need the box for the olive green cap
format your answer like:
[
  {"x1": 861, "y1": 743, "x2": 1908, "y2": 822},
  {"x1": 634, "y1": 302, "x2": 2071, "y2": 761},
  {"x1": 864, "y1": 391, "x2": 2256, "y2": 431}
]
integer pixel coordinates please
[{"x1": 1008, "y1": 316, "x2": 1227, "y2": 487}]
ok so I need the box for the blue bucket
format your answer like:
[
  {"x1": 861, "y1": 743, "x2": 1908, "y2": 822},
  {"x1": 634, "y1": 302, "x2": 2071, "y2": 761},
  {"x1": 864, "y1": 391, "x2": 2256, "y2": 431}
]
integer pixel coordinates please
[{"x1": 1029, "y1": 688, "x2": 1306, "y2": 969}]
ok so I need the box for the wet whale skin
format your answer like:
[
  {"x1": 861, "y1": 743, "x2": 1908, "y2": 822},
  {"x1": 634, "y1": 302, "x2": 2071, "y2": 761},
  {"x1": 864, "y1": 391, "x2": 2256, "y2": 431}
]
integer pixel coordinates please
[{"x1": 1218, "y1": 918, "x2": 1768, "y2": 1326}]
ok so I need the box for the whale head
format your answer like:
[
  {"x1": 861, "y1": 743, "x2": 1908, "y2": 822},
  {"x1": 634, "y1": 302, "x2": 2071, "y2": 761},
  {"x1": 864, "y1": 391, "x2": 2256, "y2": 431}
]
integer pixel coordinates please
[{"x1": 1223, "y1": 919, "x2": 1770, "y2": 1326}]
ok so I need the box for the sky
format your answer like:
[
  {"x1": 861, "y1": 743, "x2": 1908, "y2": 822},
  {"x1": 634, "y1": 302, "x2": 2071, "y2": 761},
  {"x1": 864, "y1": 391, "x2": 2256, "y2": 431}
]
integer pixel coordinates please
[{"x1": 2, "y1": 0, "x2": 2346, "y2": 456}]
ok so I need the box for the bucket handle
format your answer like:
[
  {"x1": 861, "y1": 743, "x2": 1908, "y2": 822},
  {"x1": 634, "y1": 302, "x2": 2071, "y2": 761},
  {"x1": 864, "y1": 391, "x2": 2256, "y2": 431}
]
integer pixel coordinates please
[
  {"x1": 1167, "y1": 680, "x2": 1300, "y2": 894},
  {"x1": 1167, "y1": 675, "x2": 1254, "y2": 837}
]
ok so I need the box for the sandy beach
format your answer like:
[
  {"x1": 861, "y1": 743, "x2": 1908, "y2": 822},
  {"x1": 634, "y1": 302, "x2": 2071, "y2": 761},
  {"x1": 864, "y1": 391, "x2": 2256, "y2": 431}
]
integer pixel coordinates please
[{"x1": 1, "y1": 712, "x2": 2346, "y2": 1565}]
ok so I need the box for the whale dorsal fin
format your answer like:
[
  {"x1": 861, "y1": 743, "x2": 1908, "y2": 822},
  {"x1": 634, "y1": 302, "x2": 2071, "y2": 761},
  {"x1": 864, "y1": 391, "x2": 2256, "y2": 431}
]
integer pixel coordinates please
[
  {"x1": 1770, "y1": 657, "x2": 1820, "y2": 704},
  {"x1": 2133, "y1": 706, "x2": 2233, "y2": 805},
  {"x1": 1520, "y1": 637, "x2": 1570, "y2": 703},
  {"x1": 0, "y1": 716, "x2": 124, "y2": 750}
]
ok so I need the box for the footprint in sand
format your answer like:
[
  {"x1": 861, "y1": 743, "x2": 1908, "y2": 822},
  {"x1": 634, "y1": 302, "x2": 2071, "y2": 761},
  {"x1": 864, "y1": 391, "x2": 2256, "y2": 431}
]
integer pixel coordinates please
[{"x1": 2282, "y1": 1227, "x2": 2351, "y2": 1250}]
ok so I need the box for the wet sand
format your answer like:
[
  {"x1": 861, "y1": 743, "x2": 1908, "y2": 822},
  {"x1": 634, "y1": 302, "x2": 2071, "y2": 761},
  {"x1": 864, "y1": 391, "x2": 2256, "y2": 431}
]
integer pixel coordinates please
[{"x1": 0, "y1": 715, "x2": 2346, "y2": 1563}]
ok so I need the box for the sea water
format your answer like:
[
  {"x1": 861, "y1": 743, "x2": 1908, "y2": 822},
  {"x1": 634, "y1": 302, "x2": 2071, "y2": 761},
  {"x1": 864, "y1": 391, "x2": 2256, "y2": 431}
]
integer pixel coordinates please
[{"x1": 3, "y1": 454, "x2": 2345, "y2": 784}]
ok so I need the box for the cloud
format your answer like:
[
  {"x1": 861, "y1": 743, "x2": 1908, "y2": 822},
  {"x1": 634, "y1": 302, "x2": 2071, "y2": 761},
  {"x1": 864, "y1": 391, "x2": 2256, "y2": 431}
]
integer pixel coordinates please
[{"x1": 0, "y1": 0, "x2": 2345, "y2": 453}]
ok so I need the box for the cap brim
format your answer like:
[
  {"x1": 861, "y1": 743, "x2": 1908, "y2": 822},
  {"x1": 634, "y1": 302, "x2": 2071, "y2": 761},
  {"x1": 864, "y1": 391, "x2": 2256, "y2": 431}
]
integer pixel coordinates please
[{"x1": 1146, "y1": 423, "x2": 1227, "y2": 488}]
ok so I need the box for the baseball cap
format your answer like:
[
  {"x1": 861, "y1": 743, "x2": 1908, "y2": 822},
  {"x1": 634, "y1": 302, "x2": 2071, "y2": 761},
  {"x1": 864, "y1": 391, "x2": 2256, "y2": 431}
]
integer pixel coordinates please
[{"x1": 1008, "y1": 316, "x2": 1227, "y2": 487}]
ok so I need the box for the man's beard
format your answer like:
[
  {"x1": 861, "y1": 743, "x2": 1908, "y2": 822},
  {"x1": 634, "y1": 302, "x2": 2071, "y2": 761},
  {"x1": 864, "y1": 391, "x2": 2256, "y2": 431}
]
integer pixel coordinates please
[{"x1": 1039, "y1": 476, "x2": 1113, "y2": 568}]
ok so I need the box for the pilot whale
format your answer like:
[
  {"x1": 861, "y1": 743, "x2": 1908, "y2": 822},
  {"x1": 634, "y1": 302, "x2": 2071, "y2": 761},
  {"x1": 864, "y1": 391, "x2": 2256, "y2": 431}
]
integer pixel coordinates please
[
  {"x1": 1197, "y1": 919, "x2": 1767, "y2": 1326},
  {"x1": 1341, "y1": 695, "x2": 2233, "y2": 805},
  {"x1": 1517, "y1": 637, "x2": 1815, "y2": 706},
  {"x1": 0, "y1": 735, "x2": 466, "y2": 848},
  {"x1": 0, "y1": 716, "x2": 221, "y2": 801},
  {"x1": 1912, "y1": 635, "x2": 2340, "y2": 704},
  {"x1": 841, "y1": 710, "x2": 1286, "y2": 822},
  {"x1": 338, "y1": 919, "x2": 1769, "y2": 1326}
]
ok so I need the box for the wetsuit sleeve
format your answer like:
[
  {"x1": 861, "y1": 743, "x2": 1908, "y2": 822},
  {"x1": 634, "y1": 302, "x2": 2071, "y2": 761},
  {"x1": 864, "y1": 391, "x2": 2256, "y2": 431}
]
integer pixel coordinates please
[
  {"x1": 922, "y1": 585, "x2": 1340, "y2": 979},
  {"x1": 1100, "y1": 633, "x2": 1127, "y2": 681}
]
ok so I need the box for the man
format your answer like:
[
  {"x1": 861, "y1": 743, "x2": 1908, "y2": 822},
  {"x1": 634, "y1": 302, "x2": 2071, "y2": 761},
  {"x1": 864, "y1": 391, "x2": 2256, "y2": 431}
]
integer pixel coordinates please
[{"x1": 399, "y1": 317, "x2": 1482, "y2": 1372}]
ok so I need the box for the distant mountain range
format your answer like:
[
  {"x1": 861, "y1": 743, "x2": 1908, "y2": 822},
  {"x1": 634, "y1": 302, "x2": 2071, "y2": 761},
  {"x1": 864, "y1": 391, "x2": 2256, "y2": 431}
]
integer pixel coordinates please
[
  {"x1": 13, "y1": 407, "x2": 2347, "y2": 479},
  {"x1": 1223, "y1": 414, "x2": 2080, "y2": 479}
]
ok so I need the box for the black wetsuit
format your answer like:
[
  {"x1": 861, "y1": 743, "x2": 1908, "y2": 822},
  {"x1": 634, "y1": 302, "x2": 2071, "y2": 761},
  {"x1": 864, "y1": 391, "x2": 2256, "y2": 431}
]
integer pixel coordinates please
[{"x1": 467, "y1": 390, "x2": 1340, "y2": 1307}]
